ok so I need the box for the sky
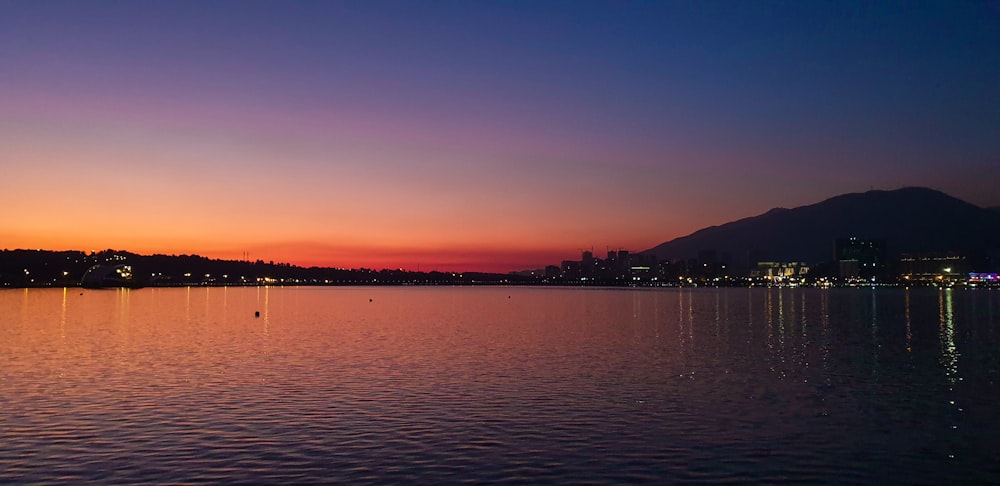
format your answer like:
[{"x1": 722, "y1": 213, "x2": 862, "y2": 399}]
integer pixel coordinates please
[{"x1": 2, "y1": 1, "x2": 999, "y2": 272}]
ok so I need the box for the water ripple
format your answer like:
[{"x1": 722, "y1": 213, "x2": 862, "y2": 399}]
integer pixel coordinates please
[{"x1": 1, "y1": 287, "x2": 999, "y2": 483}]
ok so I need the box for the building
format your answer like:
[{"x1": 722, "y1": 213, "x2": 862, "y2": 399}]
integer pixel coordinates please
[
  {"x1": 899, "y1": 252, "x2": 969, "y2": 282},
  {"x1": 835, "y1": 237, "x2": 886, "y2": 279},
  {"x1": 754, "y1": 261, "x2": 809, "y2": 284}
]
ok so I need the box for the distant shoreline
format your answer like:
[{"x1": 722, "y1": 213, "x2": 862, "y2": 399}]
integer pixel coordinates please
[
  {"x1": 3, "y1": 281, "x2": 996, "y2": 290},
  {"x1": 3, "y1": 248, "x2": 998, "y2": 290}
]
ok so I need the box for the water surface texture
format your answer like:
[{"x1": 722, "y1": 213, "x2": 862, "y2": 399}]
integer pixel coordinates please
[{"x1": 2, "y1": 287, "x2": 998, "y2": 483}]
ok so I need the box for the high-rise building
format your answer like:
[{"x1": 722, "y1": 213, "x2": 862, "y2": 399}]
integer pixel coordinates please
[{"x1": 835, "y1": 237, "x2": 886, "y2": 279}]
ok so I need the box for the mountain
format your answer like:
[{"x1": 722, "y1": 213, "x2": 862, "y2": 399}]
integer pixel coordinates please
[{"x1": 643, "y1": 187, "x2": 1000, "y2": 268}]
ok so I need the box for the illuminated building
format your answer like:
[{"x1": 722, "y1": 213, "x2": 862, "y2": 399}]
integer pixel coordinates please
[
  {"x1": 835, "y1": 237, "x2": 886, "y2": 279},
  {"x1": 81, "y1": 264, "x2": 141, "y2": 288},
  {"x1": 753, "y1": 261, "x2": 809, "y2": 284},
  {"x1": 899, "y1": 252, "x2": 968, "y2": 281}
]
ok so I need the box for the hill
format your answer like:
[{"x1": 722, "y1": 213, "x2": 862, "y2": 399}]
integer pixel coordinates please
[
  {"x1": 643, "y1": 187, "x2": 1000, "y2": 269},
  {"x1": 0, "y1": 249, "x2": 530, "y2": 287}
]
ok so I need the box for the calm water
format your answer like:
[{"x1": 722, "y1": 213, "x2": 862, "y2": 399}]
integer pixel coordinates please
[{"x1": 1, "y1": 286, "x2": 998, "y2": 483}]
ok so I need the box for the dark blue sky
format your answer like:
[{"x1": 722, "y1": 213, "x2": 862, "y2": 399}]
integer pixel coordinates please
[{"x1": 2, "y1": 1, "x2": 998, "y2": 269}]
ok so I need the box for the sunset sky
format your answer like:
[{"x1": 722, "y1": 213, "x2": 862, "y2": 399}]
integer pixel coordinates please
[{"x1": 2, "y1": 1, "x2": 999, "y2": 272}]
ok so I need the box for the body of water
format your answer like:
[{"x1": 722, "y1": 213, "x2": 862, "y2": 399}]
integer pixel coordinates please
[{"x1": 1, "y1": 286, "x2": 998, "y2": 483}]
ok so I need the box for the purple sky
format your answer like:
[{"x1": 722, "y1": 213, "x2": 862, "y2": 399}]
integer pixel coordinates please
[{"x1": 2, "y1": 1, "x2": 998, "y2": 270}]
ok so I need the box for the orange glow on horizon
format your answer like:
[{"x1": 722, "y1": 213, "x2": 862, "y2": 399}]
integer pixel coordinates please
[{"x1": 0, "y1": 229, "x2": 660, "y2": 273}]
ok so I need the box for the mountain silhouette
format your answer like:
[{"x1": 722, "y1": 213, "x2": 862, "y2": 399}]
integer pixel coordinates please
[{"x1": 643, "y1": 187, "x2": 1000, "y2": 268}]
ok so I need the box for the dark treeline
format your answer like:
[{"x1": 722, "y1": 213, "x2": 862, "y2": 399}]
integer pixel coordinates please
[{"x1": 0, "y1": 249, "x2": 532, "y2": 287}]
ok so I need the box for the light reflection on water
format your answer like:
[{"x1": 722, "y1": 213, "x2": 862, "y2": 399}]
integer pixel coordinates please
[
  {"x1": 1, "y1": 286, "x2": 998, "y2": 483},
  {"x1": 940, "y1": 289, "x2": 958, "y2": 383}
]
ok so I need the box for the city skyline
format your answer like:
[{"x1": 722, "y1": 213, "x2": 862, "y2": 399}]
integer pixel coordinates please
[{"x1": 3, "y1": 1, "x2": 999, "y2": 272}]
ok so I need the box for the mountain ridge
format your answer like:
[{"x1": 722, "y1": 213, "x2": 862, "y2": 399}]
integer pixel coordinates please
[{"x1": 643, "y1": 187, "x2": 1000, "y2": 268}]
